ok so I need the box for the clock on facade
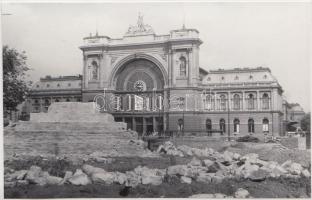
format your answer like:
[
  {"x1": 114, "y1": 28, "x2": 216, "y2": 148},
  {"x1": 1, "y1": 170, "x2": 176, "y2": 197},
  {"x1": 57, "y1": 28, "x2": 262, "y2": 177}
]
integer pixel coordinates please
[{"x1": 134, "y1": 80, "x2": 146, "y2": 91}]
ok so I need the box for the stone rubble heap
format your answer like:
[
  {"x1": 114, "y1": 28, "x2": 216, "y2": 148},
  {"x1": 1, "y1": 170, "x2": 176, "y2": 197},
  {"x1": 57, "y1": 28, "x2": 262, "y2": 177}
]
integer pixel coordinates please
[
  {"x1": 189, "y1": 188, "x2": 251, "y2": 198},
  {"x1": 5, "y1": 142, "x2": 310, "y2": 191}
]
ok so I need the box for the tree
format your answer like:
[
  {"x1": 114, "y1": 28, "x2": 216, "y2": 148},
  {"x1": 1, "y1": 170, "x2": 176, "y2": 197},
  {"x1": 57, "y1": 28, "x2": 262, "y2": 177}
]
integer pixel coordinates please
[
  {"x1": 3, "y1": 45, "x2": 31, "y2": 116},
  {"x1": 301, "y1": 112, "x2": 310, "y2": 132}
]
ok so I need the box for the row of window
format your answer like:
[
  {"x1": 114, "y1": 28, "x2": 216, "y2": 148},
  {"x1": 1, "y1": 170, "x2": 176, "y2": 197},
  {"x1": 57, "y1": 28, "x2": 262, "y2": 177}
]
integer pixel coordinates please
[
  {"x1": 33, "y1": 98, "x2": 81, "y2": 105},
  {"x1": 36, "y1": 82, "x2": 82, "y2": 88},
  {"x1": 177, "y1": 118, "x2": 270, "y2": 133},
  {"x1": 207, "y1": 74, "x2": 268, "y2": 81},
  {"x1": 203, "y1": 93, "x2": 270, "y2": 110}
]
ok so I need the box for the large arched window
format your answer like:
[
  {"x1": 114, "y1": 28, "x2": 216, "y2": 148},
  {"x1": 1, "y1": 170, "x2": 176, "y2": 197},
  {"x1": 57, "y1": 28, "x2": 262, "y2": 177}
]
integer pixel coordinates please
[
  {"x1": 219, "y1": 119, "x2": 226, "y2": 134},
  {"x1": 206, "y1": 119, "x2": 212, "y2": 130},
  {"x1": 263, "y1": 118, "x2": 269, "y2": 133},
  {"x1": 233, "y1": 94, "x2": 240, "y2": 110},
  {"x1": 234, "y1": 118, "x2": 240, "y2": 133},
  {"x1": 204, "y1": 95, "x2": 213, "y2": 110},
  {"x1": 247, "y1": 94, "x2": 255, "y2": 110},
  {"x1": 179, "y1": 56, "x2": 187, "y2": 77},
  {"x1": 248, "y1": 118, "x2": 255, "y2": 133},
  {"x1": 220, "y1": 95, "x2": 227, "y2": 110},
  {"x1": 262, "y1": 93, "x2": 270, "y2": 110}
]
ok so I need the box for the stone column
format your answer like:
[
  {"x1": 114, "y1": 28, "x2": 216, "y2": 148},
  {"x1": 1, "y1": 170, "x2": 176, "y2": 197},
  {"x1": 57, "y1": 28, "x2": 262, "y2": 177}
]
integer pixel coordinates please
[
  {"x1": 257, "y1": 90, "x2": 260, "y2": 111},
  {"x1": 100, "y1": 53, "x2": 105, "y2": 88},
  {"x1": 242, "y1": 91, "x2": 245, "y2": 111},
  {"x1": 40, "y1": 98, "x2": 43, "y2": 113},
  {"x1": 83, "y1": 54, "x2": 88, "y2": 89},
  {"x1": 171, "y1": 50, "x2": 175, "y2": 86},
  {"x1": 192, "y1": 46, "x2": 199, "y2": 86},
  {"x1": 143, "y1": 117, "x2": 146, "y2": 134},
  {"x1": 153, "y1": 117, "x2": 157, "y2": 132},
  {"x1": 228, "y1": 92, "x2": 231, "y2": 110},
  {"x1": 132, "y1": 117, "x2": 136, "y2": 132},
  {"x1": 188, "y1": 48, "x2": 193, "y2": 86},
  {"x1": 214, "y1": 93, "x2": 217, "y2": 111},
  {"x1": 168, "y1": 50, "x2": 172, "y2": 87}
]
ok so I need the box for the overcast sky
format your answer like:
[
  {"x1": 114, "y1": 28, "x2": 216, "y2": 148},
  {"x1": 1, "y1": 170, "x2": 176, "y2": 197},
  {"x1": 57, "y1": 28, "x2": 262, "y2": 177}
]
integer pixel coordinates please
[{"x1": 2, "y1": 2, "x2": 311, "y2": 111}]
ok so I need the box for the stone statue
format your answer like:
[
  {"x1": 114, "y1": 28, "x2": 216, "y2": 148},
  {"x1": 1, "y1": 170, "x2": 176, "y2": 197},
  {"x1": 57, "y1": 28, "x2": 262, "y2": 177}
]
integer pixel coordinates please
[{"x1": 125, "y1": 13, "x2": 155, "y2": 36}]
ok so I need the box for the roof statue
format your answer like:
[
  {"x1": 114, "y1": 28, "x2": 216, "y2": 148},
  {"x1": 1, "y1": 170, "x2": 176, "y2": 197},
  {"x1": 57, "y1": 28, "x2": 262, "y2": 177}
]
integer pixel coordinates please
[{"x1": 124, "y1": 13, "x2": 155, "y2": 36}]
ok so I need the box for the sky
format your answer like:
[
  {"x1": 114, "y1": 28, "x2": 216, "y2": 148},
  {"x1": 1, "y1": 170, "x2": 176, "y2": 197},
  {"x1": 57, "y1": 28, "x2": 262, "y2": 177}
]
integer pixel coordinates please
[{"x1": 1, "y1": 2, "x2": 311, "y2": 111}]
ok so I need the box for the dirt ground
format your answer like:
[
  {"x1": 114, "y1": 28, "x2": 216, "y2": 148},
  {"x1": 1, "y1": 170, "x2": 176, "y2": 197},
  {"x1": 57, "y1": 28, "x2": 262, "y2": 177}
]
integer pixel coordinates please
[
  {"x1": 4, "y1": 140, "x2": 311, "y2": 198},
  {"x1": 4, "y1": 154, "x2": 311, "y2": 198},
  {"x1": 5, "y1": 177, "x2": 310, "y2": 198}
]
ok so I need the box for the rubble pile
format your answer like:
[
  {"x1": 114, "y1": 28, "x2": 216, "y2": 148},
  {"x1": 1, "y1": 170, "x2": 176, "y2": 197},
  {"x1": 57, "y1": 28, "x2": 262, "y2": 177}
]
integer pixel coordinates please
[
  {"x1": 189, "y1": 188, "x2": 251, "y2": 198},
  {"x1": 5, "y1": 143, "x2": 310, "y2": 191}
]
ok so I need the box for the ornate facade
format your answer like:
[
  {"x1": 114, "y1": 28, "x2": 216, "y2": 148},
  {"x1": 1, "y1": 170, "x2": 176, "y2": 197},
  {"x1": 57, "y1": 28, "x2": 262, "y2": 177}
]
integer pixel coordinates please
[
  {"x1": 26, "y1": 75, "x2": 82, "y2": 113},
  {"x1": 77, "y1": 16, "x2": 285, "y2": 136},
  {"x1": 24, "y1": 16, "x2": 300, "y2": 137}
]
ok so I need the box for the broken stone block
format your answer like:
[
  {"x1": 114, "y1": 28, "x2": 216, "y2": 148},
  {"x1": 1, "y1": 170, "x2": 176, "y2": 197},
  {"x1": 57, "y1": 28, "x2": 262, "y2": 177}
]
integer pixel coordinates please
[
  {"x1": 181, "y1": 176, "x2": 192, "y2": 184},
  {"x1": 68, "y1": 173, "x2": 91, "y2": 186},
  {"x1": 249, "y1": 169, "x2": 269, "y2": 181},
  {"x1": 82, "y1": 164, "x2": 106, "y2": 176},
  {"x1": 288, "y1": 163, "x2": 303, "y2": 175},
  {"x1": 235, "y1": 188, "x2": 250, "y2": 198},
  {"x1": 59, "y1": 171, "x2": 73, "y2": 185},
  {"x1": 196, "y1": 172, "x2": 212, "y2": 183},
  {"x1": 301, "y1": 169, "x2": 311, "y2": 178},
  {"x1": 91, "y1": 172, "x2": 116, "y2": 185},
  {"x1": 114, "y1": 172, "x2": 127, "y2": 185}
]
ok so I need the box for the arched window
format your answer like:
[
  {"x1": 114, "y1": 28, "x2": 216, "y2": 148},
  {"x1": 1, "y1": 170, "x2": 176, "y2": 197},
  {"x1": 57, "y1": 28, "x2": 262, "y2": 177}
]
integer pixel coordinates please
[
  {"x1": 233, "y1": 94, "x2": 240, "y2": 110},
  {"x1": 234, "y1": 118, "x2": 240, "y2": 133},
  {"x1": 204, "y1": 95, "x2": 213, "y2": 110},
  {"x1": 206, "y1": 119, "x2": 212, "y2": 130},
  {"x1": 55, "y1": 99, "x2": 60, "y2": 102},
  {"x1": 179, "y1": 56, "x2": 186, "y2": 77},
  {"x1": 247, "y1": 94, "x2": 255, "y2": 110},
  {"x1": 44, "y1": 99, "x2": 50, "y2": 106},
  {"x1": 178, "y1": 118, "x2": 184, "y2": 131},
  {"x1": 248, "y1": 118, "x2": 255, "y2": 133},
  {"x1": 66, "y1": 98, "x2": 70, "y2": 102},
  {"x1": 220, "y1": 94, "x2": 227, "y2": 110},
  {"x1": 263, "y1": 118, "x2": 269, "y2": 133},
  {"x1": 219, "y1": 119, "x2": 226, "y2": 134},
  {"x1": 262, "y1": 93, "x2": 270, "y2": 110},
  {"x1": 34, "y1": 99, "x2": 39, "y2": 104}
]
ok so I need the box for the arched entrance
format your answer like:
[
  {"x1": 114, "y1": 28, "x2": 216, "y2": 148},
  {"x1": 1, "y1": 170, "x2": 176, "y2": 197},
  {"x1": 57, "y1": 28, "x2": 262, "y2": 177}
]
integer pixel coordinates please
[{"x1": 111, "y1": 58, "x2": 166, "y2": 136}]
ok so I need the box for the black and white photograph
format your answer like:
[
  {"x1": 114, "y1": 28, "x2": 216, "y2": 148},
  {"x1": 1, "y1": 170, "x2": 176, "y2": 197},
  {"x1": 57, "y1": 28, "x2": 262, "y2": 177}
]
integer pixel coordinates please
[{"x1": 2, "y1": 1, "x2": 311, "y2": 198}]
